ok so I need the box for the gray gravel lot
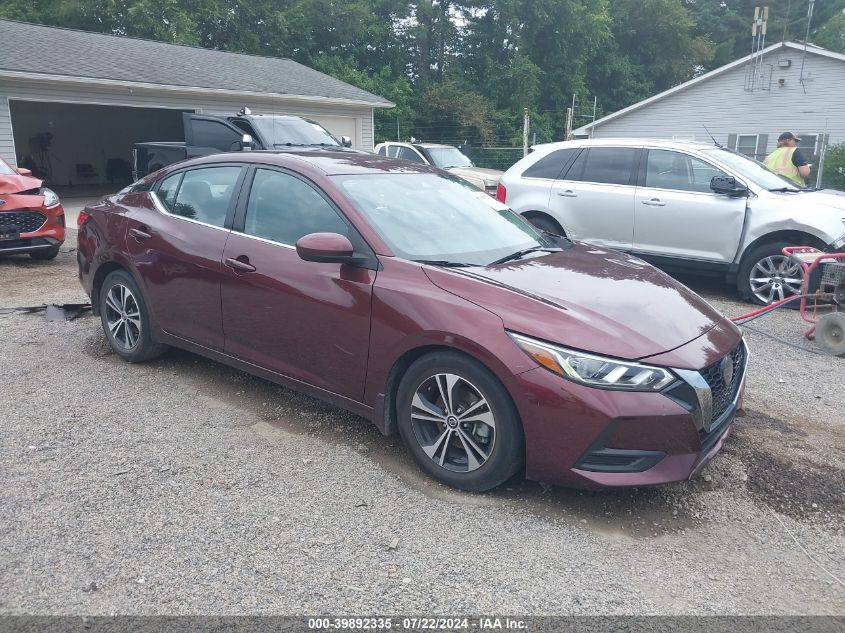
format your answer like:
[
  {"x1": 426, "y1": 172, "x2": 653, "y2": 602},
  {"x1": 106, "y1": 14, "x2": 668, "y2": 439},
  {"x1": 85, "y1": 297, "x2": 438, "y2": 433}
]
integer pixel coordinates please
[{"x1": 1, "y1": 232, "x2": 843, "y2": 615}]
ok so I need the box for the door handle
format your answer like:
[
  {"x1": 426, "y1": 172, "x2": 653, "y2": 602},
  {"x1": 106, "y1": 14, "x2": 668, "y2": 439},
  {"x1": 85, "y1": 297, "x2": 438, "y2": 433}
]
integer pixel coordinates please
[
  {"x1": 557, "y1": 190, "x2": 578, "y2": 197},
  {"x1": 129, "y1": 227, "x2": 152, "y2": 241},
  {"x1": 224, "y1": 256, "x2": 256, "y2": 273},
  {"x1": 641, "y1": 198, "x2": 666, "y2": 207}
]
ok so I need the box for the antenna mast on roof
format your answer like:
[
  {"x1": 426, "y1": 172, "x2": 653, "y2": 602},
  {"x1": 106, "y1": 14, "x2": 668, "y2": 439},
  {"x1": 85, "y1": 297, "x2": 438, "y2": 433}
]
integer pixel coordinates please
[
  {"x1": 799, "y1": 0, "x2": 816, "y2": 90},
  {"x1": 744, "y1": 6, "x2": 769, "y2": 91}
]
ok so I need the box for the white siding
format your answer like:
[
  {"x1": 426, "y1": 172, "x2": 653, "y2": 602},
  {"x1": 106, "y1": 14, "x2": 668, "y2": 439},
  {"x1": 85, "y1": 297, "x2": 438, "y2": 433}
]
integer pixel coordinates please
[
  {"x1": 585, "y1": 49, "x2": 845, "y2": 154},
  {"x1": 0, "y1": 76, "x2": 377, "y2": 167}
]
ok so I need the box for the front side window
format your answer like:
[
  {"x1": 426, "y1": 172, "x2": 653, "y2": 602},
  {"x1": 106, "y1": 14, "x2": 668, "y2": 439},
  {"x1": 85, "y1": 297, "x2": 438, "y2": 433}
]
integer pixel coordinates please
[
  {"x1": 701, "y1": 148, "x2": 799, "y2": 190},
  {"x1": 565, "y1": 147, "x2": 638, "y2": 186},
  {"x1": 170, "y1": 166, "x2": 242, "y2": 227},
  {"x1": 243, "y1": 169, "x2": 347, "y2": 245},
  {"x1": 644, "y1": 150, "x2": 727, "y2": 193},
  {"x1": 191, "y1": 120, "x2": 243, "y2": 151},
  {"x1": 397, "y1": 147, "x2": 425, "y2": 163},
  {"x1": 333, "y1": 173, "x2": 549, "y2": 266}
]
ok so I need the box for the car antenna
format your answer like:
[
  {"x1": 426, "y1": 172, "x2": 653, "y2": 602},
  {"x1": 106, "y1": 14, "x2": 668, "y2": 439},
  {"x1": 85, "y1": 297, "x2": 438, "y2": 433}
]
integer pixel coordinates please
[{"x1": 703, "y1": 126, "x2": 723, "y2": 148}]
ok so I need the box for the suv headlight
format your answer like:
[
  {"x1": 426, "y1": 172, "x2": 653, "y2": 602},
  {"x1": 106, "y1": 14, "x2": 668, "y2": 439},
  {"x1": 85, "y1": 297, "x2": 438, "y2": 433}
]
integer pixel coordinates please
[
  {"x1": 509, "y1": 332, "x2": 676, "y2": 391},
  {"x1": 40, "y1": 187, "x2": 60, "y2": 209}
]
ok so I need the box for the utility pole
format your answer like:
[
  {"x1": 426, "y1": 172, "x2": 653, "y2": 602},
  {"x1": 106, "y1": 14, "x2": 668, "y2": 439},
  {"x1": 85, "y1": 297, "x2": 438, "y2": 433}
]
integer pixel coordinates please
[
  {"x1": 564, "y1": 107, "x2": 573, "y2": 141},
  {"x1": 523, "y1": 108, "x2": 529, "y2": 156}
]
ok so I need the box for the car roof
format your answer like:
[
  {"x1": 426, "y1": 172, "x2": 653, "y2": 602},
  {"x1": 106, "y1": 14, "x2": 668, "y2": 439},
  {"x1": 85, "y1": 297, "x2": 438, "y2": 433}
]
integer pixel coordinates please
[
  {"x1": 378, "y1": 142, "x2": 454, "y2": 149},
  {"x1": 182, "y1": 149, "x2": 443, "y2": 176},
  {"x1": 532, "y1": 138, "x2": 718, "y2": 151}
]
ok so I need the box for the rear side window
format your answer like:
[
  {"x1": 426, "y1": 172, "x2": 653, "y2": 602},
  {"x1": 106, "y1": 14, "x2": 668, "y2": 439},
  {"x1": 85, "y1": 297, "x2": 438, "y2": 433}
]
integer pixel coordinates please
[
  {"x1": 156, "y1": 172, "x2": 183, "y2": 212},
  {"x1": 191, "y1": 120, "x2": 243, "y2": 151},
  {"x1": 522, "y1": 149, "x2": 578, "y2": 179},
  {"x1": 170, "y1": 166, "x2": 242, "y2": 227},
  {"x1": 565, "y1": 147, "x2": 639, "y2": 186},
  {"x1": 377, "y1": 146, "x2": 387, "y2": 156}
]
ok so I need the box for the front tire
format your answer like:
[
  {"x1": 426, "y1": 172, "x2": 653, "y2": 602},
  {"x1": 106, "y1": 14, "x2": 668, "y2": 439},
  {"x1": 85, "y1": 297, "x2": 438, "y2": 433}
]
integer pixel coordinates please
[
  {"x1": 738, "y1": 242, "x2": 805, "y2": 305},
  {"x1": 99, "y1": 270, "x2": 167, "y2": 362},
  {"x1": 396, "y1": 351, "x2": 524, "y2": 491}
]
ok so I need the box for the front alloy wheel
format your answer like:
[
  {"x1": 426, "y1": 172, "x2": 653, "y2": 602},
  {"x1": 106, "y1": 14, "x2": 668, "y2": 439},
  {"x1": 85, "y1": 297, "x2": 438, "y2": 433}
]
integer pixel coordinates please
[
  {"x1": 411, "y1": 373, "x2": 496, "y2": 473},
  {"x1": 748, "y1": 254, "x2": 803, "y2": 304}
]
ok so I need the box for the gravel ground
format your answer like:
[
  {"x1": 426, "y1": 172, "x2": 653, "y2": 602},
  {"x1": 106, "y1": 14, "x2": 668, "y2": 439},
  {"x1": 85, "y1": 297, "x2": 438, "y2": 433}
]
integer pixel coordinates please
[{"x1": 0, "y1": 232, "x2": 843, "y2": 615}]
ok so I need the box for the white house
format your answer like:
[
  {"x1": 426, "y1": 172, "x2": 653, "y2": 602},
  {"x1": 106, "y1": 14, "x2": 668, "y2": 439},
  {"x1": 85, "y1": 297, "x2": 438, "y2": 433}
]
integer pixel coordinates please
[
  {"x1": 574, "y1": 41, "x2": 845, "y2": 162},
  {"x1": 0, "y1": 19, "x2": 393, "y2": 187}
]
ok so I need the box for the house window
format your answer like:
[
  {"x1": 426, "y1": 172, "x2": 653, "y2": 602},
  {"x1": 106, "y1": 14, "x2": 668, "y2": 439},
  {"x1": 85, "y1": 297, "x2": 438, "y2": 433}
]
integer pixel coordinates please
[
  {"x1": 798, "y1": 134, "x2": 818, "y2": 154},
  {"x1": 735, "y1": 134, "x2": 759, "y2": 159}
]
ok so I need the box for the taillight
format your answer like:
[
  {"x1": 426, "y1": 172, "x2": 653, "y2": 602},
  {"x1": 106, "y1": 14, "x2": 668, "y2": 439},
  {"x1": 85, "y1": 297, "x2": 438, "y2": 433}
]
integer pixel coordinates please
[
  {"x1": 77, "y1": 210, "x2": 91, "y2": 227},
  {"x1": 495, "y1": 183, "x2": 507, "y2": 203}
]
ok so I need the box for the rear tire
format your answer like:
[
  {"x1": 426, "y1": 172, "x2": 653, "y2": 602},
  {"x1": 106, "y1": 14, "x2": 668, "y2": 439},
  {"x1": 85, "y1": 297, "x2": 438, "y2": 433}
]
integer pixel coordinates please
[
  {"x1": 29, "y1": 245, "x2": 61, "y2": 260},
  {"x1": 99, "y1": 270, "x2": 167, "y2": 363},
  {"x1": 396, "y1": 351, "x2": 524, "y2": 492},
  {"x1": 816, "y1": 313, "x2": 845, "y2": 357},
  {"x1": 524, "y1": 213, "x2": 564, "y2": 237}
]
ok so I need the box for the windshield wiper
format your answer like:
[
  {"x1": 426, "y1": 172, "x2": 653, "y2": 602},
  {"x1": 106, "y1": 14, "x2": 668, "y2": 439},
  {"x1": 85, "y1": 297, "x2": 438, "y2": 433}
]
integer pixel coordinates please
[
  {"x1": 413, "y1": 259, "x2": 476, "y2": 268},
  {"x1": 768, "y1": 187, "x2": 802, "y2": 193},
  {"x1": 489, "y1": 246, "x2": 561, "y2": 266}
]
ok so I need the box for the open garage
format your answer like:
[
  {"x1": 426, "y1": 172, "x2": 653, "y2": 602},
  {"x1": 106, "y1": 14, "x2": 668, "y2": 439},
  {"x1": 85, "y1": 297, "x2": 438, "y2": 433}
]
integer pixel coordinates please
[
  {"x1": 11, "y1": 101, "x2": 186, "y2": 188},
  {"x1": 0, "y1": 19, "x2": 393, "y2": 191}
]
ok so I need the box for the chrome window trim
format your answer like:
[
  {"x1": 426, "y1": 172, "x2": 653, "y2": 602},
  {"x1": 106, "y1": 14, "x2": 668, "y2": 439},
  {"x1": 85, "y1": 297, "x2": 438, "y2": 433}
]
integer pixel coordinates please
[
  {"x1": 150, "y1": 191, "x2": 231, "y2": 233},
  {"x1": 230, "y1": 230, "x2": 297, "y2": 251}
]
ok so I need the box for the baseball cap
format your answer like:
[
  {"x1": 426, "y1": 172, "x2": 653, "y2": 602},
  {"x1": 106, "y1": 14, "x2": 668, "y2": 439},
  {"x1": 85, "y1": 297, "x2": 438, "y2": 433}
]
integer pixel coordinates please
[{"x1": 778, "y1": 132, "x2": 801, "y2": 142}]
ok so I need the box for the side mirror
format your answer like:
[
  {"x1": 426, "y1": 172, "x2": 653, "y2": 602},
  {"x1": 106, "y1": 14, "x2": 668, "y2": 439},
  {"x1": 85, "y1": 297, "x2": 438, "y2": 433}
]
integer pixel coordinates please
[
  {"x1": 16, "y1": 167, "x2": 32, "y2": 176},
  {"x1": 341, "y1": 136, "x2": 352, "y2": 148},
  {"x1": 711, "y1": 175, "x2": 748, "y2": 197},
  {"x1": 296, "y1": 232, "x2": 355, "y2": 264},
  {"x1": 242, "y1": 134, "x2": 254, "y2": 151}
]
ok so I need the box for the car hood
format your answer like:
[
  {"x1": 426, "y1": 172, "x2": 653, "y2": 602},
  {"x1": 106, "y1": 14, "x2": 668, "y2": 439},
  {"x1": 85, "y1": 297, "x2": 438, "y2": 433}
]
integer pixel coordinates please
[
  {"x1": 0, "y1": 173, "x2": 42, "y2": 195},
  {"x1": 423, "y1": 243, "x2": 735, "y2": 361},
  {"x1": 800, "y1": 188, "x2": 845, "y2": 212}
]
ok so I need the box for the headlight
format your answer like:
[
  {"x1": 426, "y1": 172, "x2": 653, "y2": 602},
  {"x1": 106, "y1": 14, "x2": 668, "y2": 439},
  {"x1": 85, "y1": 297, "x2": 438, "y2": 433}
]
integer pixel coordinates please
[
  {"x1": 40, "y1": 187, "x2": 60, "y2": 208},
  {"x1": 508, "y1": 332, "x2": 676, "y2": 391}
]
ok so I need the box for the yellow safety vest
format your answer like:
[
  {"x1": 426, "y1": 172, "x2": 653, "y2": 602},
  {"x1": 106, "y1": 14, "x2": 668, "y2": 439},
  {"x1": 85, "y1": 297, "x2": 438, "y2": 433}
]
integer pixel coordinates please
[{"x1": 764, "y1": 147, "x2": 805, "y2": 186}]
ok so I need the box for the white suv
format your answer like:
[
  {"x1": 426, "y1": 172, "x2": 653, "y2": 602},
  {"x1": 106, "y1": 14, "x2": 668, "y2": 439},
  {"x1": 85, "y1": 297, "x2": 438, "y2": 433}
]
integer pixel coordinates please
[
  {"x1": 375, "y1": 142, "x2": 502, "y2": 195},
  {"x1": 499, "y1": 138, "x2": 845, "y2": 304}
]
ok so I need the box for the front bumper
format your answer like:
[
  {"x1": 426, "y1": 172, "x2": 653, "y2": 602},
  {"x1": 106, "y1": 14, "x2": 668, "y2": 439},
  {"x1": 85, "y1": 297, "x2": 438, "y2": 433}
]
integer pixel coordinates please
[
  {"x1": 0, "y1": 204, "x2": 65, "y2": 254},
  {"x1": 514, "y1": 340, "x2": 747, "y2": 490}
]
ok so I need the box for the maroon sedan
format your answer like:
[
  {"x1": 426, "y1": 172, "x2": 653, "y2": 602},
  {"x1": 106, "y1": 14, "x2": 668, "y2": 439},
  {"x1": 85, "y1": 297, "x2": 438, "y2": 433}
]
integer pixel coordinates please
[{"x1": 77, "y1": 151, "x2": 747, "y2": 491}]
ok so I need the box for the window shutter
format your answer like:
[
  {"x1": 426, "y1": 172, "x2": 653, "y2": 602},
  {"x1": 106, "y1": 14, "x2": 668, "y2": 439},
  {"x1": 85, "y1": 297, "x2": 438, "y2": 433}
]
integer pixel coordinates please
[
  {"x1": 755, "y1": 134, "x2": 768, "y2": 160},
  {"x1": 727, "y1": 134, "x2": 738, "y2": 151}
]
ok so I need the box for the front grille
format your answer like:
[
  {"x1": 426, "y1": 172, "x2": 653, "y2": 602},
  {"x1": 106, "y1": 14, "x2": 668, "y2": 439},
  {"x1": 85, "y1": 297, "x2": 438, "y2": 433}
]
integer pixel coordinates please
[
  {"x1": 700, "y1": 342, "x2": 746, "y2": 423},
  {"x1": 0, "y1": 211, "x2": 48, "y2": 234}
]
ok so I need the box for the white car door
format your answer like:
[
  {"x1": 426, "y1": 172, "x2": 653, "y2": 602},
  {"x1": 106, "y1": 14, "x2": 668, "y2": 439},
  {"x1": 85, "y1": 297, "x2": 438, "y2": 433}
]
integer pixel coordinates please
[
  {"x1": 633, "y1": 149, "x2": 746, "y2": 262},
  {"x1": 548, "y1": 146, "x2": 639, "y2": 250}
]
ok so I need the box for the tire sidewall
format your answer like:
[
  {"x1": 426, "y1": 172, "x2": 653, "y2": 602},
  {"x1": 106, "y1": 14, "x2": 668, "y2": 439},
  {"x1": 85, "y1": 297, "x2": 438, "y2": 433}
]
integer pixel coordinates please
[
  {"x1": 396, "y1": 351, "x2": 524, "y2": 492},
  {"x1": 99, "y1": 269, "x2": 161, "y2": 362},
  {"x1": 816, "y1": 313, "x2": 845, "y2": 356}
]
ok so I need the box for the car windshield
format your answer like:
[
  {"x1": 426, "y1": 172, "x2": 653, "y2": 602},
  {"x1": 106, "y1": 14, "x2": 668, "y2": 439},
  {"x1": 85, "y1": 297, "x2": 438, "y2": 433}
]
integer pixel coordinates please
[
  {"x1": 251, "y1": 117, "x2": 340, "y2": 147},
  {"x1": 0, "y1": 156, "x2": 15, "y2": 175},
  {"x1": 701, "y1": 148, "x2": 802, "y2": 191},
  {"x1": 333, "y1": 173, "x2": 551, "y2": 266},
  {"x1": 425, "y1": 147, "x2": 474, "y2": 169}
]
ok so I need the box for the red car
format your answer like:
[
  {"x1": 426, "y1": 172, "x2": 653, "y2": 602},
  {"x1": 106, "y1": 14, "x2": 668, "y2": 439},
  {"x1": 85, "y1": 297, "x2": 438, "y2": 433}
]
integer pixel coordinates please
[
  {"x1": 0, "y1": 157, "x2": 65, "y2": 259},
  {"x1": 77, "y1": 151, "x2": 747, "y2": 491}
]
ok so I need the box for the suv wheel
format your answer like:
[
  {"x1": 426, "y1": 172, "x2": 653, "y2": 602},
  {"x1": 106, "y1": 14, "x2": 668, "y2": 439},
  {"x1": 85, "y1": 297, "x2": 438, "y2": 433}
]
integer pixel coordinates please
[
  {"x1": 99, "y1": 270, "x2": 167, "y2": 362},
  {"x1": 738, "y1": 242, "x2": 805, "y2": 305},
  {"x1": 396, "y1": 351, "x2": 524, "y2": 491}
]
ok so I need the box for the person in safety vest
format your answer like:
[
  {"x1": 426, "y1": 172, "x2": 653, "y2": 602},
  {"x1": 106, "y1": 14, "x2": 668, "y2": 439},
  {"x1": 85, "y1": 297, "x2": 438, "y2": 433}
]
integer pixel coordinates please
[{"x1": 764, "y1": 132, "x2": 811, "y2": 186}]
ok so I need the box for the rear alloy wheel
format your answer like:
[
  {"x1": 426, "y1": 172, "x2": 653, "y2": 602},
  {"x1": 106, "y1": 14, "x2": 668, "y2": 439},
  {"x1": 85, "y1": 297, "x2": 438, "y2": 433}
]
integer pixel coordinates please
[
  {"x1": 396, "y1": 352, "x2": 523, "y2": 491},
  {"x1": 739, "y1": 242, "x2": 805, "y2": 305},
  {"x1": 99, "y1": 270, "x2": 167, "y2": 362}
]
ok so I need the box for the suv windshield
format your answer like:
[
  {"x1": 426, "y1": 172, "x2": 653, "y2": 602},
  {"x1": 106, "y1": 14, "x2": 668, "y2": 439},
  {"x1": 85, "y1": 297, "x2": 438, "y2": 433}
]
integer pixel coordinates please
[
  {"x1": 701, "y1": 147, "x2": 802, "y2": 191},
  {"x1": 425, "y1": 147, "x2": 474, "y2": 169},
  {"x1": 250, "y1": 117, "x2": 340, "y2": 147},
  {"x1": 333, "y1": 173, "x2": 551, "y2": 266}
]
